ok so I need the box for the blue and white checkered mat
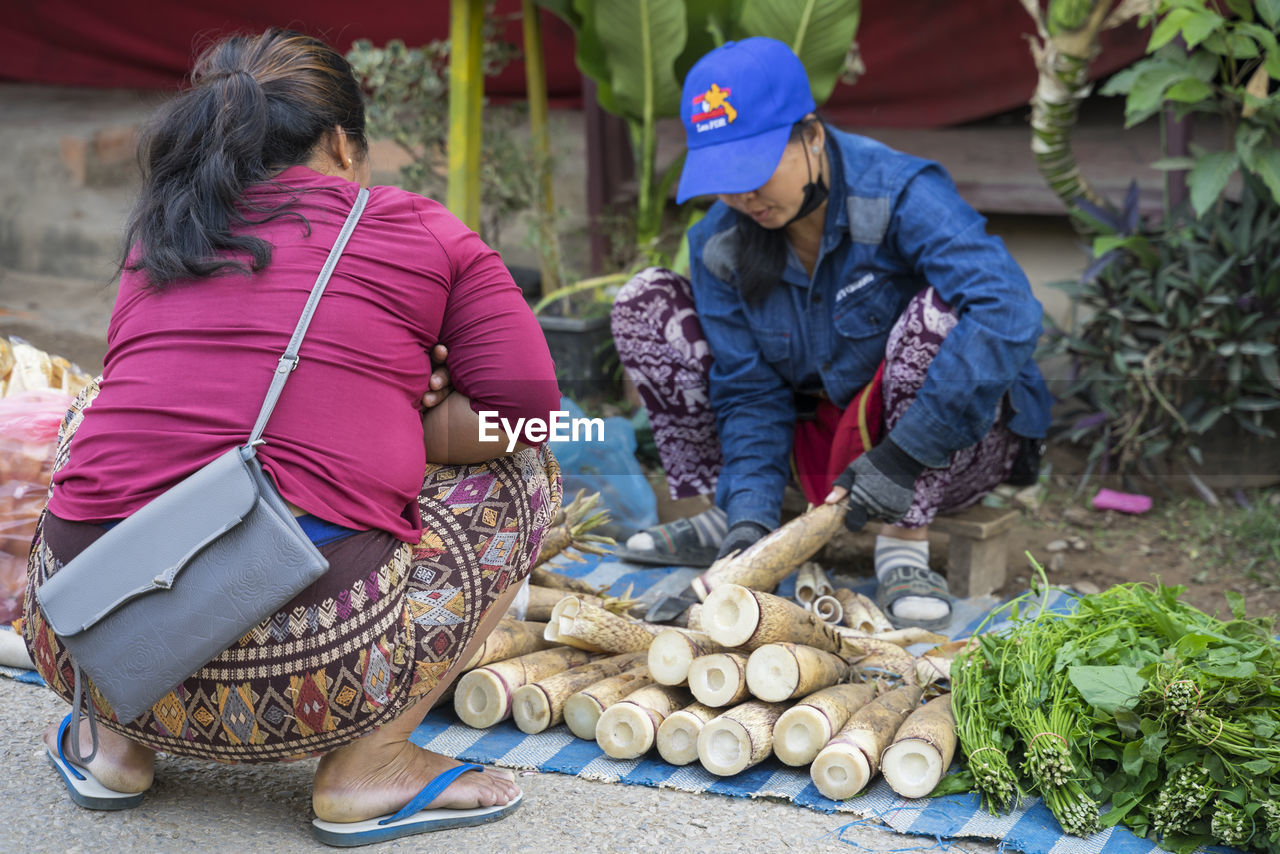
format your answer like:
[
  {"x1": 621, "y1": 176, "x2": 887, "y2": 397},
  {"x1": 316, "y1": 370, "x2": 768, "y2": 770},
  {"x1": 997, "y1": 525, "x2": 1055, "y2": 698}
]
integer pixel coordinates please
[
  {"x1": 2, "y1": 558, "x2": 1209, "y2": 854},
  {"x1": 410, "y1": 555, "x2": 1195, "y2": 854}
]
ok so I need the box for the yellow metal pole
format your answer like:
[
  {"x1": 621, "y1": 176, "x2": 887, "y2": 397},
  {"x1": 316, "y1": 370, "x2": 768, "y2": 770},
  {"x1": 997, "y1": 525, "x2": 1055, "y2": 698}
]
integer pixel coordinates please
[
  {"x1": 522, "y1": 0, "x2": 562, "y2": 294},
  {"x1": 447, "y1": 0, "x2": 484, "y2": 230}
]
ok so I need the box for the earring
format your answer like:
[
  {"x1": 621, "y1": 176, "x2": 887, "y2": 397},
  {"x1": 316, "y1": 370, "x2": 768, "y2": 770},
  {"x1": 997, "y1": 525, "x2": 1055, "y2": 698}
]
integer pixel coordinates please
[{"x1": 811, "y1": 146, "x2": 820, "y2": 154}]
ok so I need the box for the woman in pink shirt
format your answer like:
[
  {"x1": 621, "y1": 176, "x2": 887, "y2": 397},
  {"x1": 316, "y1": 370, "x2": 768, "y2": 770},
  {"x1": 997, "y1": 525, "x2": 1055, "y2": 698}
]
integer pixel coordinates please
[{"x1": 22, "y1": 28, "x2": 560, "y2": 844}]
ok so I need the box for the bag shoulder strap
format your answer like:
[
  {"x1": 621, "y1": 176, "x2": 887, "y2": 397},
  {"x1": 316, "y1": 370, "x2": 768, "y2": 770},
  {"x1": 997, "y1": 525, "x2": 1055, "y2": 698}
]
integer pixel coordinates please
[{"x1": 245, "y1": 187, "x2": 369, "y2": 452}]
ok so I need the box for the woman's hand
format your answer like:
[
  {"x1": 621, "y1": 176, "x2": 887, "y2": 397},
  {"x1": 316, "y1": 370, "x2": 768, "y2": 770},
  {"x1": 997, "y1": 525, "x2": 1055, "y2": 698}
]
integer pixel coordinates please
[
  {"x1": 421, "y1": 344, "x2": 453, "y2": 409},
  {"x1": 824, "y1": 439, "x2": 925, "y2": 532}
]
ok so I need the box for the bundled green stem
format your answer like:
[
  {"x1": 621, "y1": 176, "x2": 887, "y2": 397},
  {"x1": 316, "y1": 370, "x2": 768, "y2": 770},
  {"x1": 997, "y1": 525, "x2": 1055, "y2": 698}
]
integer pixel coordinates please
[{"x1": 950, "y1": 554, "x2": 1280, "y2": 849}]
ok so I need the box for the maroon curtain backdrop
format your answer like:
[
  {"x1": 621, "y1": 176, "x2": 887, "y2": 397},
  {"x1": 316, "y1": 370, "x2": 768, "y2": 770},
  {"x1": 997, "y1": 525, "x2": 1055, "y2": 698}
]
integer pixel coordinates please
[{"x1": 0, "y1": 0, "x2": 1148, "y2": 128}]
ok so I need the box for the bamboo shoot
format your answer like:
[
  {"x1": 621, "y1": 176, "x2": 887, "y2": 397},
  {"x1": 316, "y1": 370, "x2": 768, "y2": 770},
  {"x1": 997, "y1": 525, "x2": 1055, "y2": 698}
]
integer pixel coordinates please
[
  {"x1": 687, "y1": 652, "x2": 752, "y2": 708},
  {"x1": 703, "y1": 584, "x2": 844, "y2": 654},
  {"x1": 809, "y1": 684, "x2": 923, "y2": 800},
  {"x1": 530, "y1": 565, "x2": 599, "y2": 595},
  {"x1": 881, "y1": 694, "x2": 956, "y2": 799},
  {"x1": 744, "y1": 643, "x2": 850, "y2": 703},
  {"x1": 595, "y1": 684, "x2": 691, "y2": 759},
  {"x1": 545, "y1": 596, "x2": 662, "y2": 653},
  {"x1": 696, "y1": 700, "x2": 789, "y2": 776},
  {"x1": 656, "y1": 702, "x2": 719, "y2": 766},
  {"x1": 647, "y1": 628, "x2": 726, "y2": 686},
  {"x1": 563, "y1": 665, "x2": 654, "y2": 739},
  {"x1": 463, "y1": 619, "x2": 553, "y2": 670},
  {"x1": 511, "y1": 652, "x2": 647, "y2": 734},
  {"x1": 773, "y1": 683, "x2": 878, "y2": 766},
  {"x1": 454, "y1": 647, "x2": 595, "y2": 728},
  {"x1": 691, "y1": 503, "x2": 844, "y2": 600}
]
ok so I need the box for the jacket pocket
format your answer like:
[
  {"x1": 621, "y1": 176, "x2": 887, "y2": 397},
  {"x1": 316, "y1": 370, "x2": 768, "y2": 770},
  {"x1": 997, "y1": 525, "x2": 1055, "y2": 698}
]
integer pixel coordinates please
[{"x1": 832, "y1": 286, "x2": 897, "y2": 341}]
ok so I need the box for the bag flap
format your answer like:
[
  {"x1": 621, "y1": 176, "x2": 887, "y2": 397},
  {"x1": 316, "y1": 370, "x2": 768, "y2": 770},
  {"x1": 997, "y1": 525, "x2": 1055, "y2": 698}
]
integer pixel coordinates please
[{"x1": 38, "y1": 447, "x2": 260, "y2": 636}]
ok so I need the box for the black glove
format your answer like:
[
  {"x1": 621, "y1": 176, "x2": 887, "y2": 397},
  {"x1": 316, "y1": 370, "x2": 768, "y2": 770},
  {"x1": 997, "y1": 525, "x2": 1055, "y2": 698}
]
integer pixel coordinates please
[
  {"x1": 830, "y1": 439, "x2": 925, "y2": 532},
  {"x1": 716, "y1": 520, "x2": 770, "y2": 560}
]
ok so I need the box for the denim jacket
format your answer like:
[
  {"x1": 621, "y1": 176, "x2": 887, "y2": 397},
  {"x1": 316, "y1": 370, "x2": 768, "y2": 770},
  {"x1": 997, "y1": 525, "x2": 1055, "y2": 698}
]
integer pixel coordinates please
[{"x1": 687, "y1": 128, "x2": 1052, "y2": 531}]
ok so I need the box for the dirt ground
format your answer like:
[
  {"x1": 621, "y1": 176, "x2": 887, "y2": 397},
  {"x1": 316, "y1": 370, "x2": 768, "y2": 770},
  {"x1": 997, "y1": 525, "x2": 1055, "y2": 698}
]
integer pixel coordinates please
[
  {"x1": 810, "y1": 464, "x2": 1280, "y2": 627},
  {"x1": 1003, "y1": 483, "x2": 1280, "y2": 623}
]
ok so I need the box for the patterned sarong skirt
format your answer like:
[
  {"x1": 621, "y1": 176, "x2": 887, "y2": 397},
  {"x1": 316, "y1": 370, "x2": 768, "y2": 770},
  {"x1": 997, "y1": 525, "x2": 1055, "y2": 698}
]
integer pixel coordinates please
[{"x1": 21, "y1": 383, "x2": 561, "y2": 762}]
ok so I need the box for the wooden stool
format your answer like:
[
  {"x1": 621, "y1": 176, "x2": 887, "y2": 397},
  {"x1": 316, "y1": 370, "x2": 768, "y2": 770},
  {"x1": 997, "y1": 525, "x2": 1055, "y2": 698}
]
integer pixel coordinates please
[
  {"x1": 865, "y1": 504, "x2": 1019, "y2": 598},
  {"x1": 928, "y1": 505, "x2": 1020, "y2": 598}
]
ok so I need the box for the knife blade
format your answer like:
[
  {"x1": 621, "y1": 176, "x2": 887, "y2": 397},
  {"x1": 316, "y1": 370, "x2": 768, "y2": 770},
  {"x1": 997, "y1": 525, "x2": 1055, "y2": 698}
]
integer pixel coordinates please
[{"x1": 644, "y1": 585, "x2": 701, "y2": 623}]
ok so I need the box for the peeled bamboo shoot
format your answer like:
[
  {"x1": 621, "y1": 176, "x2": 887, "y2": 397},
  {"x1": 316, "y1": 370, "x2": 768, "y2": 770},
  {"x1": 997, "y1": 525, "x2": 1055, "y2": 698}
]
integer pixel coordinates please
[
  {"x1": 811, "y1": 594, "x2": 842, "y2": 623},
  {"x1": 834, "y1": 588, "x2": 872, "y2": 631},
  {"x1": 692, "y1": 502, "x2": 844, "y2": 600},
  {"x1": 545, "y1": 596, "x2": 662, "y2": 653},
  {"x1": 595, "y1": 684, "x2": 691, "y2": 759},
  {"x1": 794, "y1": 561, "x2": 834, "y2": 605},
  {"x1": 511, "y1": 652, "x2": 647, "y2": 734},
  {"x1": 563, "y1": 666, "x2": 654, "y2": 739},
  {"x1": 687, "y1": 652, "x2": 752, "y2": 708},
  {"x1": 850, "y1": 591, "x2": 893, "y2": 634},
  {"x1": 696, "y1": 700, "x2": 789, "y2": 776},
  {"x1": 656, "y1": 702, "x2": 719, "y2": 766},
  {"x1": 809, "y1": 684, "x2": 923, "y2": 800},
  {"x1": 744, "y1": 643, "x2": 850, "y2": 703},
  {"x1": 647, "y1": 629, "x2": 726, "y2": 685},
  {"x1": 454, "y1": 647, "x2": 595, "y2": 728},
  {"x1": 773, "y1": 683, "x2": 878, "y2": 766},
  {"x1": 881, "y1": 694, "x2": 956, "y2": 799},
  {"x1": 463, "y1": 619, "x2": 553, "y2": 670},
  {"x1": 703, "y1": 584, "x2": 844, "y2": 654}
]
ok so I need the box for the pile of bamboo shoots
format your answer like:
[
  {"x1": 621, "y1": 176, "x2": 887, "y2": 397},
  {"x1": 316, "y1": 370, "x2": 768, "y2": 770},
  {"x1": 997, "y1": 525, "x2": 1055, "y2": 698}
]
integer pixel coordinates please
[{"x1": 450, "y1": 563, "x2": 968, "y2": 800}]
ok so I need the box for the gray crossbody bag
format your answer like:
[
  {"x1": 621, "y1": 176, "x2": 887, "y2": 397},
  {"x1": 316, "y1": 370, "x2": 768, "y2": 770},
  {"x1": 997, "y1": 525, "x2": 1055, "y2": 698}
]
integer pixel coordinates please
[{"x1": 37, "y1": 189, "x2": 370, "y2": 754}]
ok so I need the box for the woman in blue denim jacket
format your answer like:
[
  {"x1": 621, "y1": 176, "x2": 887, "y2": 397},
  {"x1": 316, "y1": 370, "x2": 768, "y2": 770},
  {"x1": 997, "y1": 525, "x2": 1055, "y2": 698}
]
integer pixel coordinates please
[{"x1": 611, "y1": 37, "x2": 1052, "y2": 629}]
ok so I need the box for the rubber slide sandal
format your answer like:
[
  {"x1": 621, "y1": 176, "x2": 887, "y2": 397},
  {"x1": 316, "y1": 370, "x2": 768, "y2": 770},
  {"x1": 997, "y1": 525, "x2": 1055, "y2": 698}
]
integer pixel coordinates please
[
  {"x1": 875, "y1": 564, "x2": 953, "y2": 631},
  {"x1": 311, "y1": 763, "x2": 523, "y2": 847}
]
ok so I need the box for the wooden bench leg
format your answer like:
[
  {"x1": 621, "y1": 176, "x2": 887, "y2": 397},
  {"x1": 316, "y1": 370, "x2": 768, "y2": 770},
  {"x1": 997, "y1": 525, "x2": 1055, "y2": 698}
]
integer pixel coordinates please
[{"x1": 946, "y1": 533, "x2": 1007, "y2": 598}]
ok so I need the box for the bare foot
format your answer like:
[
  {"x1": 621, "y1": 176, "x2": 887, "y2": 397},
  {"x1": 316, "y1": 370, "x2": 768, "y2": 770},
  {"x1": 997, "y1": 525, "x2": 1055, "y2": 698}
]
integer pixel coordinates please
[
  {"x1": 313, "y1": 740, "x2": 521, "y2": 823},
  {"x1": 43, "y1": 718, "x2": 155, "y2": 794}
]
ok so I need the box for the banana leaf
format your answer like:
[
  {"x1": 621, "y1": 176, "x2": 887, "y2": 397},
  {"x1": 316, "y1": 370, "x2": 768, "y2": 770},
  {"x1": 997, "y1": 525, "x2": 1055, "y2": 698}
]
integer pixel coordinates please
[{"x1": 733, "y1": 0, "x2": 861, "y2": 105}]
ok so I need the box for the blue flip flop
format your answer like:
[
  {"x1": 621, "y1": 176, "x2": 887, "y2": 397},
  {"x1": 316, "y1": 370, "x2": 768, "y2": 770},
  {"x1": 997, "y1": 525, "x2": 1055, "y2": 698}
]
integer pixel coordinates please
[
  {"x1": 46, "y1": 714, "x2": 147, "y2": 810},
  {"x1": 311, "y1": 762, "x2": 523, "y2": 847}
]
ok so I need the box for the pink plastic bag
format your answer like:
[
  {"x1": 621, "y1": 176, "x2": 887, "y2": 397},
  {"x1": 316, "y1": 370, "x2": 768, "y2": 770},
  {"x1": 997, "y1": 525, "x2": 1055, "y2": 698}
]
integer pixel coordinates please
[
  {"x1": 1091, "y1": 487, "x2": 1153, "y2": 515},
  {"x1": 0, "y1": 390, "x2": 72, "y2": 623}
]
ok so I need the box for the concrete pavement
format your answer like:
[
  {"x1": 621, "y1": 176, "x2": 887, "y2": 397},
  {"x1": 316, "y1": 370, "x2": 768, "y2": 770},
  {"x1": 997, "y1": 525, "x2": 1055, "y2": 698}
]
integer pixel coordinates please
[{"x1": 1, "y1": 676, "x2": 1004, "y2": 854}]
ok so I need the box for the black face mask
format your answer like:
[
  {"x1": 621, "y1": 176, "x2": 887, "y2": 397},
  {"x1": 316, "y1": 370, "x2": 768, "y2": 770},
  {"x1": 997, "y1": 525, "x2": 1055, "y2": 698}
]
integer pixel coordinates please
[{"x1": 783, "y1": 143, "x2": 829, "y2": 227}]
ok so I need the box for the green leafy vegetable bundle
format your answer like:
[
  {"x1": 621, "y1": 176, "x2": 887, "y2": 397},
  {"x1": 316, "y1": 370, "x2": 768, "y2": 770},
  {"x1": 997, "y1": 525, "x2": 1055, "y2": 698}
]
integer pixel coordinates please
[{"x1": 945, "y1": 560, "x2": 1280, "y2": 852}]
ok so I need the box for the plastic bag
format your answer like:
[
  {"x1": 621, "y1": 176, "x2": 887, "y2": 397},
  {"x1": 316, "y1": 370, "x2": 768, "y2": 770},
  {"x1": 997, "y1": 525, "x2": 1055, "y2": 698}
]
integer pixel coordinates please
[
  {"x1": 547, "y1": 396, "x2": 658, "y2": 539},
  {"x1": 0, "y1": 389, "x2": 72, "y2": 623}
]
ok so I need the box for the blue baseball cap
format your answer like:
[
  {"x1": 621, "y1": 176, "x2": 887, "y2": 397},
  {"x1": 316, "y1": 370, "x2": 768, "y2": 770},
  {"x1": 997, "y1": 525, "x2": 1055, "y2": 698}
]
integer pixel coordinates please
[{"x1": 675, "y1": 37, "x2": 816, "y2": 204}]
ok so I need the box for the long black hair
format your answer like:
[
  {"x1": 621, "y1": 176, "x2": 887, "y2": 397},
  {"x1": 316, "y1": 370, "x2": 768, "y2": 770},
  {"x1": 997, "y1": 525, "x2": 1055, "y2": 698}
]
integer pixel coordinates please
[
  {"x1": 122, "y1": 28, "x2": 368, "y2": 289},
  {"x1": 733, "y1": 116, "x2": 825, "y2": 304}
]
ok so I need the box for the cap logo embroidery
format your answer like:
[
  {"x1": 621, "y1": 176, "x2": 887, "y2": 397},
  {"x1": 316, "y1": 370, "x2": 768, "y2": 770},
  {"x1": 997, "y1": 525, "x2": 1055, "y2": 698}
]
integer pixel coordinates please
[{"x1": 691, "y1": 83, "x2": 737, "y2": 132}]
